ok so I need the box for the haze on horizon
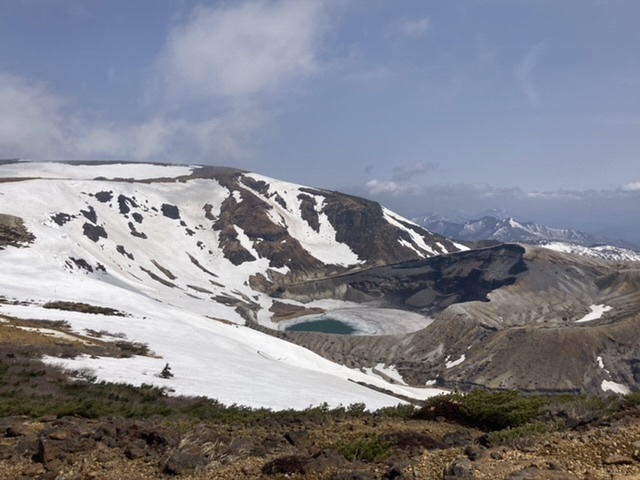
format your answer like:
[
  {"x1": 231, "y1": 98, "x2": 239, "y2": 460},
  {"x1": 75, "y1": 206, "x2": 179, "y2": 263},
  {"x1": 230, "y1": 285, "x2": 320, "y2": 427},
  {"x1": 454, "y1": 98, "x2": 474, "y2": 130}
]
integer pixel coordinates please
[{"x1": 0, "y1": 0, "x2": 639, "y2": 243}]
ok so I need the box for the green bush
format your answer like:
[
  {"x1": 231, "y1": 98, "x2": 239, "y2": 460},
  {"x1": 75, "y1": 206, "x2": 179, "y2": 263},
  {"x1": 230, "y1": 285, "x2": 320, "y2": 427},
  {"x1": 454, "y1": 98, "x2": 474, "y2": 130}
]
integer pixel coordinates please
[
  {"x1": 336, "y1": 436, "x2": 395, "y2": 462},
  {"x1": 487, "y1": 421, "x2": 563, "y2": 447},
  {"x1": 413, "y1": 390, "x2": 544, "y2": 431}
]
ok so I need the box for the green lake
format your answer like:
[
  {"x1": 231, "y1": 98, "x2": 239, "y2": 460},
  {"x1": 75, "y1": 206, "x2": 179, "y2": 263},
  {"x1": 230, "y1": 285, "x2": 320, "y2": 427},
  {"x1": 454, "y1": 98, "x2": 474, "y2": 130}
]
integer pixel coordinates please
[{"x1": 285, "y1": 319, "x2": 356, "y2": 335}]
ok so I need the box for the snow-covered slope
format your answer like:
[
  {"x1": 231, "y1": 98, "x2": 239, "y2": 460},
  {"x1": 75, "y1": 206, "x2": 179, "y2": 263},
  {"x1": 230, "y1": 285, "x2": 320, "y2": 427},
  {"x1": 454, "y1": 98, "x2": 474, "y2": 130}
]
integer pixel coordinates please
[
  {"x1": 0, "y1": 160, "x2": 454, "y2": 409},
  {"x1": 539, "y1": 242, "x2": 640, "y2": 262}
]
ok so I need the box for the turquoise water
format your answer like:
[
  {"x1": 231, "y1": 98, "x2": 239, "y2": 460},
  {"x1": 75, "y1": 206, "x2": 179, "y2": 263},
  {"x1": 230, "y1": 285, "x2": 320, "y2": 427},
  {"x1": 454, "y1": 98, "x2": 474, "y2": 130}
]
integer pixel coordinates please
[{"x1": 285, "y1": 319, "x2": 356, "y2": 335}]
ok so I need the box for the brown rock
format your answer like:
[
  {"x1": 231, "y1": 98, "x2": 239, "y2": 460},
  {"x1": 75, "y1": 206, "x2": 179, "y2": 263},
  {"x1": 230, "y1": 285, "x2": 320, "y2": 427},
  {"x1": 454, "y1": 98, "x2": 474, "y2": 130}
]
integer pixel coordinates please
[
  {"x1": 332, "y1": 472, "x2": 374, "y2": 480},
  {"x1": 285, "y1": 430, "x2": 310, "y2": 447},
  {"x1": 125, "y1": 445, "x2": 145, "y2": 460},
  {"x1": 48, "y1": 430, "x2": 69, "y2": 440},
  {"x1": 604, "y1": 454, "x2": 635, "y2": 465},
  {"x1": 163, "y1": 450, "x2": 208, "y2": 476},
  {"x1": 33, "y1": 438, "x2": 62, "y2": 465},
  {"x1": 507, "y1": 466, "x2": 579, "y2": 479},
  {"x1": 304, "y1": 449, "x2": 348, "y2": 474},
  {"x1": 5, "y1": 422, "x2": 30, "y2": 438}
]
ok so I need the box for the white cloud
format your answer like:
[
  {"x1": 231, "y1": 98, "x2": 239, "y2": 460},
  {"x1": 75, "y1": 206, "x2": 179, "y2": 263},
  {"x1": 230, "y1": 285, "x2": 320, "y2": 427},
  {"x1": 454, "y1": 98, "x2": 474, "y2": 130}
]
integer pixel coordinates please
[
  {"x1": 0, "y1": 74, "x2": 72, "y2": 158},
  {"x1": 0, "y1": 73, "x2": 265, "y2": 162},
  {"x1": 619, "y1": 182, "x2": 640, "y2": 192},
  {"x1": 0, "y1": 1, "x2": 337, "y2": 163},
  {"x1": 159, "y1": 0, "x2": 330, "y2": 101},
  {"x1": 515, "y1": 41, "x2": 547, "y2": 107},
  {"x1": 397, "y1": 17, "x2": 432, "y2": 39},
  {"x1": 366, "y1": 179, "x2": 403, "y2": 196}
]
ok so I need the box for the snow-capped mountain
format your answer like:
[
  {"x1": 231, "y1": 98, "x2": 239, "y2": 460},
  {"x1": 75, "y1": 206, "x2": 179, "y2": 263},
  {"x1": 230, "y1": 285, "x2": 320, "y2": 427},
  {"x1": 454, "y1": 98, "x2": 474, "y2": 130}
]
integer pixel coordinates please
[
  {"x1": 539, "y1": 242, "x2": 640, "y2": 263},
  {"x1": 0, "y1": 160, "x2": 458, "y2": 409},
  {"x1": 414, "y1": 213, "x2": 638, "y2": 253},
  {"x1": 4, "y1": 161, "x2": 640, "y2": 405},
  {"x1": 416, "y1": 215, "x2": 599, "y2": 244}
]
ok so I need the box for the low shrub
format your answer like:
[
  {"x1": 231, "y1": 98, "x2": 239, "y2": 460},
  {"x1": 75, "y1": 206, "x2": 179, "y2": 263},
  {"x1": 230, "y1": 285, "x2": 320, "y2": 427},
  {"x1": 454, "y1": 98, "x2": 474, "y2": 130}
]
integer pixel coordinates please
[
  {"x1": 413, "y1": 390, "x2": 544, "y2": 431},
  {"x1": 381, "y1": 431, "x2": 448, "y2": 451},
  {"x1": 336, "y1": 436, "x2": 395, "y2": 462},
  {"x1": 486, "y1": 421, "x2": 563, "y2": 448}
]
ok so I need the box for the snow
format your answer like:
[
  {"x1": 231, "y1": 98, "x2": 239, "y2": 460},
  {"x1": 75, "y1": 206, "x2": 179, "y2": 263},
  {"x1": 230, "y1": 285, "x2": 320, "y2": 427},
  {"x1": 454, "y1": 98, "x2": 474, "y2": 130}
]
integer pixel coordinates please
[
  {"x1": 0, "y1": 163, "x2": 453, "y2": 409},
  {"x1": 540, "y1": 242, "x2": 640, "y2": 262},
  {"x1": 596, "y1": 356, "x2": 630, "y2": 395},
  {"x1": 243, "y1": 173, "x2": 362, "y2": 266},
  {"x1": 575, "y1": 304, "x2": 612, "y2": 323},
  {"x1": 0, "y1": 161, "x2": 194, "y2": 180},
  {"x1": 372, "y1": 363, "x2": 407, "y2": 385},
  {"x1": 445, "y1": 354, "x2": 466, "y2": 369},
  {"x1": 601, "y1": 380, "x2": 630, "y2": 395},
  {"x1": 383, "y1": 208, "x2": 436, "y2": 256}
]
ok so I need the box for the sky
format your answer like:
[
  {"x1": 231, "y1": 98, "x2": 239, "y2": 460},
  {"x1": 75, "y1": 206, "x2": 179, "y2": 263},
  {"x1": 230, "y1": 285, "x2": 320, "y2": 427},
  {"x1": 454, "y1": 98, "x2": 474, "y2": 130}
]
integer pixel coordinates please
[{"x1": 1, "y1": 0, "x2": 639, "y2": 244}]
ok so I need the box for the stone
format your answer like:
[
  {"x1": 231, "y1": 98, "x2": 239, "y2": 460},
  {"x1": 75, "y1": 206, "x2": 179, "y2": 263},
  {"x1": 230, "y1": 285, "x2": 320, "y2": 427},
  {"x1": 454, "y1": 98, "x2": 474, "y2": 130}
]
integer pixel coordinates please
[
  {"x1": 383, "y1": 464, "x2": 405, "y2": 480},
  {"x1": 33, "y1": 439, "x2": 63, "y2": 465},
  {"x1": 304, "y1": 449, "x2": 348, "y2": 474},
  {"x1": 48, "y1": 430, "x2": 69, "y2": 441},
  {"x1": 604, "y1": 454, "x2": 635, "y2": 465},
  {"x1": 5, "y1": 423, "x2": 30, "y2": 438},
  {"x1": 332, "y1": 472, "x2": 374, "y2": 480},
  {"x1": 163, "y1": 450, "x2": 207, "y2": 476},
  {"x1": 285, "y1": 430, "x2": 310, "y2": 447},
  {"x1": 507, "y1": 466, "x2": 579, "y2": 480},
  {"x1": 125, "y1": 445, "x2": 145, "y2": 460}
]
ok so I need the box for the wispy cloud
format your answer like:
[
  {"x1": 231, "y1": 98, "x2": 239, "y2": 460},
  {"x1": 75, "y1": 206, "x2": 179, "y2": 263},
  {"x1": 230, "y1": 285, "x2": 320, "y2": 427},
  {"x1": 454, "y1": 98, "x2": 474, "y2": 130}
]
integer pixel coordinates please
[
  {"x1": 0, "y1": 0, "x2": 337, "y2": 163},
  {"x1": 619, "y1": 181, "x2": 640, "y2": 192},
  {"x1": 366, "y1": 179, "x2": 404, "y2": 196},
  {"x1": 159, "y1": 0, "x2": 331, "y2": 102},
  {"x1": 515, "y1": 41, "x2": 547, "y2": 107},
  {"x1": 394, "y1": 17, "x2": 432, "y2": 39},
  {"x1": 391, "y1": 162, "x2": 436, "y2": 182}
]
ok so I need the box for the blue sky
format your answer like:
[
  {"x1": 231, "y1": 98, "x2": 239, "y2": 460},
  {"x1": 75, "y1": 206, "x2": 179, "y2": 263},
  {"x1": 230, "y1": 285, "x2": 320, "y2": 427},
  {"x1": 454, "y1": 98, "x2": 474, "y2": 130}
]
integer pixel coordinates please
[{"x1": 1, "y1": 0, "x2": 639, "y2": 243}]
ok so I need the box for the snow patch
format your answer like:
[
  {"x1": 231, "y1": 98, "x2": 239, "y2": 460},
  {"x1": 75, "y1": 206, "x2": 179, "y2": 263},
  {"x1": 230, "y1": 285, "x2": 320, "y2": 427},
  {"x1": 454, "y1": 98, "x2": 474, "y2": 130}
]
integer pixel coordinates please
[
  {"x1": 601, "y1": 380, "x2": 630, "y2": 395},
  {"x1": 383, "y1": 208, "x2": 436, "y2": 256},
  {"x1": 575, "y1": 304, "x2": 612, "y2": 323},
  {"x1": 373, "y1": 364, "x2": 406, "y2": 385},
  {"x1": 446, "y1": 354, "x2": 466, "y2": 369}
]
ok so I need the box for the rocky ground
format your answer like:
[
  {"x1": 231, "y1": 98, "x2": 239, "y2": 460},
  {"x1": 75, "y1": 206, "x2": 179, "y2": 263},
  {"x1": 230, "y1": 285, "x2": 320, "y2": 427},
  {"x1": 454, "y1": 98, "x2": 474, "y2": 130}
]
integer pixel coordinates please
[{"x1": 3, "y1": 406, "x2": 640, "y2": 479}]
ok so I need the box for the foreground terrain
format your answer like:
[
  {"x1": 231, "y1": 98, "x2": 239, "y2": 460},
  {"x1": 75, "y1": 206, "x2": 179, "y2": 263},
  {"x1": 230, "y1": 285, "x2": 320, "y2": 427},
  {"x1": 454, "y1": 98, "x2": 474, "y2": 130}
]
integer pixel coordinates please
[{"x1": 3, "y1": 348, "x2": 640, "y2": 480}]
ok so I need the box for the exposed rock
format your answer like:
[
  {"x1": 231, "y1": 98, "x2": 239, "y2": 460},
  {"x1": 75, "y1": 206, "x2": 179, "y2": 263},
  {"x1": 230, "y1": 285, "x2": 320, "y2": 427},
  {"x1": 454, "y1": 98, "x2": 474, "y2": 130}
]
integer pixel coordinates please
[
  {"x1": 82, "y1": 223, "x2": 107, "y2": 242},
  {"x1": 304, "y1": 449, "x2": 349, "y2": 473},
  {"x1": 285, "y1": 430, "x2": 310, "y2": 447},
  {"x1": 161, "y1": 203, "x2": 180, "y2": 220},
  {"x1": 604, "y1": 454, "x2": 635, "y2": 465},
  {"x1": 0, "y1": 213, "x2": 35, "y2": 246}
]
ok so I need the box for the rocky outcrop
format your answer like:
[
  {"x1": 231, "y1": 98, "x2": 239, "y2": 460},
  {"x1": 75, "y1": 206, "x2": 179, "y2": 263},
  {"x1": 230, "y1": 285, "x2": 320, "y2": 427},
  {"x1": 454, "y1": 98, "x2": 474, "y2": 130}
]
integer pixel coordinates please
[{"x1": 0, "y1": 213, "x2": 34, "y2": 247}]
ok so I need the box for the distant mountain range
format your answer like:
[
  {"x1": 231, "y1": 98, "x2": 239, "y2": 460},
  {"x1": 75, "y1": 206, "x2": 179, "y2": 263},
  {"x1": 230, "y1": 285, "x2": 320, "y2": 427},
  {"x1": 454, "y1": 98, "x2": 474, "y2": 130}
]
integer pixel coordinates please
[{"x1": 413, "y1": 213, "x2": 639, "y2": 251}]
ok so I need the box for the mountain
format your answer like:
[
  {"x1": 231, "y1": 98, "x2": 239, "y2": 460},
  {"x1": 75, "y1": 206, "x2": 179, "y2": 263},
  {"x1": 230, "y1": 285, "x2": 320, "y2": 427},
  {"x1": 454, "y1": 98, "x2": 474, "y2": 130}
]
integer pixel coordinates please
[
  {"x1": 2, "y1": 160, "x2": 640, "y2": 407},
  {"x1": 414, "y1": 214, "x2": 639, "y2": 253},
  {"x1": 0, "y1": 160, "x2": 460, "y2": 409}
]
